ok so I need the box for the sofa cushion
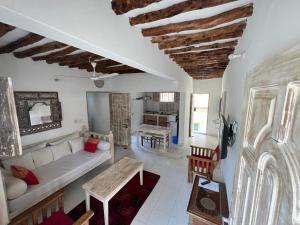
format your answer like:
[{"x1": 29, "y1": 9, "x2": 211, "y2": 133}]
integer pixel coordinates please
[
  {"x1": 48, "y1": 132, "x2": 80, "y2": 146},
  {"x1": 7, "y1": 149, "x2": 111, "y2": 214},
  {"x1": 31, "y1": 147, "x2": 54, "y2": 168},
  {"x1": 11, "y1": 166, "x2": 39, "y2": 185},
  {"x1": 68, "y1": 137, "x2": 84, "y2": 153},
  {"x1": 50, "y1": 142, "x2": 71, "y2": 160},
  {"x1": 4, "y1": 175, "x2": 27, "y2": 200},
  {"x1": 25, "y1": 142, "x2": 47, "y2": 152},
  {"x1": 2, "y1": 153, "x2": 35, "y2": 171},
  {"x1": 97, "y1": 141, "x2": 111, "y2": 151}
]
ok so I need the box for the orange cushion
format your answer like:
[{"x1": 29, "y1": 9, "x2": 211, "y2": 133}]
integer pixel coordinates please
[
  {"x1": 11, "y1": 165, "x2": 39, "y2": 185},
  {"x1": 39, "y1": 210, "x2": 73, "y2": 225}
]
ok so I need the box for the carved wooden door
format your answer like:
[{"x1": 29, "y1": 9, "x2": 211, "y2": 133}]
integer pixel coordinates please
[
  {"x1": 110, "y1": 93, "x2": 131, "y2": 147},
  {"x1": 230, "y1": 46, "x2": 300, "y2": 225}
]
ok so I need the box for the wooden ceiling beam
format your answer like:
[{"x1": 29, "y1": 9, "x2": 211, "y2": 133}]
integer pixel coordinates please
[
  {"x1": 181, "y1": 63, "x2": 228, "y2": 70},
  {"x1": 188, "y1": 70, "x2": 225, "y2": 77},
  {"x1": 154, "y1": 21, "x2": 246, "y2": 49},
  {"x1": 47, "y1": 52, "x2": 102, "y2": 64},
  {"x1": 83, "y1": 64, "x2": 142, "y2": 74},
  {"x1": 32, "y1": 46, "x2": 78, "y2": 61},
  {"x1": 170, "y1": 47, "x2": 234, "y2": 59},
  {"x1": 130, "y1": 0, "x2": 236, "y2": 25},
  {"x1": 112, "y1": 0, "x2": 162, "y2": 15},
  {"x1": 165, "y1": 40, "x2": 238, "y2": 54},
  {"x1": 177, "y1": 59, "x2": 230, "y2": 67},
  {"x1": 0, "y1": 23, "x2": 15, "y2": 38},
  {"x1": 142, "y1": 4, "x2": 253, "y2": 36},
  {"x1": 173, "y1": 55, "x2": 231, "y2": 63},
  {"x1": 0, "y1": 33, "x2": 44, "y2": 54},
  {"x1": 14, "y1": 41, "x2": 67, "y2": 58}
]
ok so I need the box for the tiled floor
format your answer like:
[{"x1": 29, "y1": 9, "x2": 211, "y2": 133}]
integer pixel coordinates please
[{"x1": 64, "y1": 135, "x2": 220, "y2": 225}]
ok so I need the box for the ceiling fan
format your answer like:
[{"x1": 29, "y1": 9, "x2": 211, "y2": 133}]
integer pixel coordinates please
[{"x1": 54, "y1": 61, "x2": 120, "y2": 81}]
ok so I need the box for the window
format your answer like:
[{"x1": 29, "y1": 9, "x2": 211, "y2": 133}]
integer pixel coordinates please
[
  {"x1": 191, "y1": 94, "x2": 209, "y2": 135},
  {"x1": 160, "y1": 92, "x2": 175, "y2": 102}
]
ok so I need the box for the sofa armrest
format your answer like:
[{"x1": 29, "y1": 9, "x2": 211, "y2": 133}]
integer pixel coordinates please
[{"x1": 73, "y1": 210, "x2": 94, "y2": 225}]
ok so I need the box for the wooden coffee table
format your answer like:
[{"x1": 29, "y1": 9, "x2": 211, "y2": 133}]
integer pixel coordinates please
[{"x1": 82, "y1": 157, "x2": 143, "y2": 225}]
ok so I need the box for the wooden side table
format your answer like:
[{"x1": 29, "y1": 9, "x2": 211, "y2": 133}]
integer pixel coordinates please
[{"x1": 187, "y1": 176, "x2": 229, "y2": 225}]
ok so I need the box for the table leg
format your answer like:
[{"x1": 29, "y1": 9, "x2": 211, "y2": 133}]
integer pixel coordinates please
[
  {"x1": 169, "y1": 130, "x2": 172, "y2": 147},
  {"x1": 104, "y1": 201, "x2": 109, "y2": 225},
  {"x1": 140, "y1": 167, "x2": 143, "y2": 185},
  {"x1": 163, "y1": 135, "x2": 167, "y2": 152},
  {"x1": 137, "y1": 132, "x2": 141, "y2": 148},
  {"x1": 85, "y1": 191, "x2": 90, "y2": 211}
]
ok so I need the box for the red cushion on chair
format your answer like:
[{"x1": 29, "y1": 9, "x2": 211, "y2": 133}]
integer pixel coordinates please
[
  {"x1": 215, "y1": 145, "x2": 220, "y2": 161},
  {"x1": 39, "y1": 210, "x2": 74, "y2": 225}
]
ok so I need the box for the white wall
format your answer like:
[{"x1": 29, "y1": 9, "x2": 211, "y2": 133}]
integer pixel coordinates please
[
  {"x1": 87, "y1": 92, "x2": 111, "y2": 134},
  {"x1": 0, "y1": 55, "x2": 108, "y2": 146},
  {"x1": 0, "y1": 54, "x2": 191, "y2": 146},
  {"x1": 221, "y1": 0, "x2": 300, "y2": 206},
  {"x1": 193, "y1": 78, "x2": 222, "y2": 136}
]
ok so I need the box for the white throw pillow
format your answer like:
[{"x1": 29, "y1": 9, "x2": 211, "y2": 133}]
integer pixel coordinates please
[
  {"x1": 69, "y1": 137, "x2": 84, "y2": 153},
  {"x1": 50, "y1": 141, "x2": 71, "y2": 160},
  {"x1": 2, "y1": 153, "x2": 35, "y2": 171},
  {"x1": 31, "y1": 147, "x2": 54, "y2": 168},
  {"x1": 97, "y1": 141, "x2": 111, "y2": 151},
  {"x1": 4, "y1": 175, "x2": 27, "y2": 200}
]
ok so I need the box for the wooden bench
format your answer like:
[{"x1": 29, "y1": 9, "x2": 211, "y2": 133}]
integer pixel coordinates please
[{"x1": 9, "y1": 189, "x2": 94, "y2": 225}]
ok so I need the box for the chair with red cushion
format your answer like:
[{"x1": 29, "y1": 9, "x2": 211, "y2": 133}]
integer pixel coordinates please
[
  {"x1": 187, "y1": 145, "x2": 220, "y2": 183},
  {"x1": 9, "y1": 189, "x2": 94, "y2": 225}
]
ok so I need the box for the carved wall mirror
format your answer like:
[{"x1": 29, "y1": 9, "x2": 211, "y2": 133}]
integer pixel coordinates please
[{"x1": 14, "y1": 92, "x2": 62, "y2": 136}]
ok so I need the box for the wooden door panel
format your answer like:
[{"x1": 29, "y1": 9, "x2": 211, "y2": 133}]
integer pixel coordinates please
[
  {"x1": 231, "y1": 154, "x2": 253, "y2": 225},
  {"x1": 231, "y1": 45, "x2": 300, "y2": 225},
  {"x1": 243, "y1": 86, "x2": 278, "y2": 152},
  {"x1": 110, "y1": 93, "x2": 131, "y2": 147}
]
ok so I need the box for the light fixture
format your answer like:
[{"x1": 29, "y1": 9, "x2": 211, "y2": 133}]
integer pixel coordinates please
[{"x1": 229, "y1": 52, "x2": 246, "y2": 60}]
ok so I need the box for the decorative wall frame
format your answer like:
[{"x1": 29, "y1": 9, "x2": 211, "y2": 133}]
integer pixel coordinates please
[{"x1": 14, "y1": 92, "x2": 62, "y2": 136}]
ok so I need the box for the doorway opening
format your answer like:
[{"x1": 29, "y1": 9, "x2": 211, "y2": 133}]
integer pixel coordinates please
[{"x1": 191, "y1": 94, "x2": 209, "y2": 136}]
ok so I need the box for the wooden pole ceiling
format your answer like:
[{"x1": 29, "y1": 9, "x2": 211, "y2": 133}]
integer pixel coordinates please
[
  {"x1": 142, "y1": 4, "x2": 253, "y2": 36},
  {"x1": 111, "y1": 0, "x2": 162, "y2": 15},
  {"x1": 0, "y1": 23, "x2": 15, "y2": 38},
  {"x1": 0, "y1": 23, "x2": 143, "y2": 75},
  {"x1": 129, "y1": 0, "x2": 236, "y2": 26},
  {"x1": 111, "y1": 0, "x2": 254, "y2": 80}
]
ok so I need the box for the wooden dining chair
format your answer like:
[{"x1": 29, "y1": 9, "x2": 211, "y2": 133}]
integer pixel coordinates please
[
  {"x1": 9, "y1": 189, "x2": 94, "y2": 225},
  {"x1": 186, "y1": 145, "x2": 220, "y2": 183}
]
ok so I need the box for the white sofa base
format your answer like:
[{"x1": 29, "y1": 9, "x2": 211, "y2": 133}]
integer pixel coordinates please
[{"x1": 9, "y1": 149, "x2": 111, "y2": 218}]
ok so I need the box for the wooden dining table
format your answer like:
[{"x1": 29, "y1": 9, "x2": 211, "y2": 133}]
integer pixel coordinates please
[{"x1": 136, "y1": 124, "x2": 172, "y2": 152}]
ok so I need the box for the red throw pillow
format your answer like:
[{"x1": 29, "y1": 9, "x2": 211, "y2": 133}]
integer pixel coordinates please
[
  {"x1": 84, "y1": 137, "x2": 99, "y2": 153},
  {"x1": 84, "y1": 142, "x2": 97, "y2": 153},
  {"x1": 11, "y1": 165, "x2": 39, "y2": 185}
]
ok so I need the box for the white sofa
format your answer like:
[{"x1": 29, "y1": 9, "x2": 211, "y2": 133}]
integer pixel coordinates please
[{"x1": 0, "y1": 131, "x2": 114, "y2": 220}]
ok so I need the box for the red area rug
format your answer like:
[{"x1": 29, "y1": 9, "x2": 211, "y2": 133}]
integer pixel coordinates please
[{"x1": 68, "y1": 170, "x2": 160, "y2": 225}]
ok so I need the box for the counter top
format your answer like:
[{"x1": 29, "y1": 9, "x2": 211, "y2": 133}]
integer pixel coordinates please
[{"x1": 144, "y1": 113, "x2": 177, "y2": 117}]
